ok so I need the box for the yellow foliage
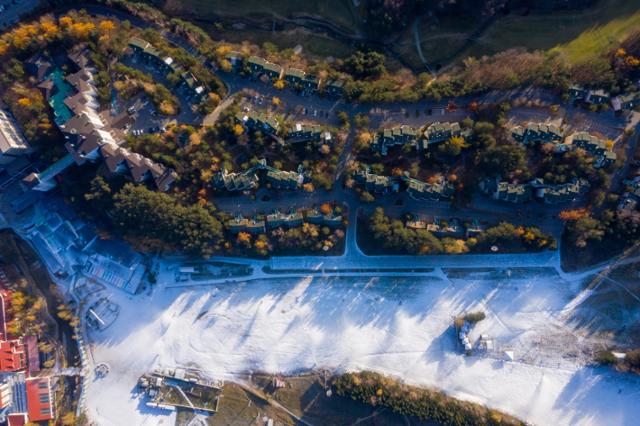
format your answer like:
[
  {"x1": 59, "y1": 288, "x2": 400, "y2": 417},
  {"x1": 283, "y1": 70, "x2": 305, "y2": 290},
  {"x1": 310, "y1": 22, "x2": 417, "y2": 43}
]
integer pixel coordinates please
[
  {"x1": 449, "y1": 135, "x2": 469, "y2": 149},
  {"x1": 189, "y1": 132, "x2": 202, "y2": 146},
  {"x1": 272, "y1": 96, "x2": 281, "y2": 106},
  {"x1": 615, "y1": 48, "x2": 627, "y2": 57},
  {"x1": 68, "y1": 22, "x2": 95, "y2": 39},
  {"x1": 99, "y1": 20, "x2": 116, "y2": 33},
  {"x1": 303, "y1": 182, "x2": 314, "y2": 192},
  {"x1": 208, "y1": 92, "x2": 221, "y2": 105},
  {"x1": 217, "y1": 45, "x2": 232, "y2": 56},
  {"x1": 58, "y1": 16, "x2": 73, "y2": 27},
  {"x1": 219, "y1": 59, "x2": 232, "y2": 73},
  {"x1": 443, "y1": 238, "x2": 469, "y2": 254},
  {"x1": 255, "y1": 239, "x2": 267, "y2": 250},
  {"x1": 40, "y1": 20, "x2": 60, "y2": 40},
  {"x1": 17, "y1": 97, "x2": 32, "y2": 107},
  {"x1": 273, "y1": 79, "x2": 285, "y2": 90},
  {"x1": 626, "y1": 56, "x2": 640, "y2": 67},
  {"x1": 233, "y1": 124, "x2": 244, "y2": 136},
  {"x1": 605, "y1": 139, "x2": 614, "y2": 149}
]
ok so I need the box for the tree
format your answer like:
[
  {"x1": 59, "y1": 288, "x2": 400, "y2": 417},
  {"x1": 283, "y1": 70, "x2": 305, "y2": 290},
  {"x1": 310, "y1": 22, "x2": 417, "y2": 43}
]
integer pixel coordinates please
[
  {"x1": 360, "y1": 191, "x2": 375, "y2": 203},
  {"x1": 273, "y1": 79, "x2": 285, "y2": 90},
  {"x1": 233, "y1": 123, "x2": 244, "y2": 136},
  {"x1": 343, "y1": 50, "x2": 386, "y2": 79},
  {"x1": 568, "y1": 215, "x2": 605, "y2": 248},
  {"x1": 559, "y1": 209, "x2": 588, "y2": 221},
  {"x1": 320, "y1": 203, "x2": 332, "y2": 215},
  {"x1": 475, "y1": 144, "x2": 527, "y2": 177},
  {"x1": 61, "y1": 411, "x2": 76, "y2": 426},
  {"x1": 112, "y1": 184, "x2": 224, "y2": 257},
  {"x1": 98, "y1": 20, "x2": 116, "y2": 33}
]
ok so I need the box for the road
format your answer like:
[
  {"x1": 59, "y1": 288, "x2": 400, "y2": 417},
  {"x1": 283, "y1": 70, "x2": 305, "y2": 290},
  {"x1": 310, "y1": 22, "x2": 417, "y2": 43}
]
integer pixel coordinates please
[{"x1": 10, "y1": 3, "x2": 638, "y2": 279}]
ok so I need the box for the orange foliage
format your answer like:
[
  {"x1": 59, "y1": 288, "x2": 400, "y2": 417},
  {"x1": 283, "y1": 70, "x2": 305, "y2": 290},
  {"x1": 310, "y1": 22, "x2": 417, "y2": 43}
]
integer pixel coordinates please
[
  {"x1": 559, "y1": 209, "x2": 588, "y2": 221},
  {"x1": 320, "y1": 203, "x2": 332, "y2": 215}
]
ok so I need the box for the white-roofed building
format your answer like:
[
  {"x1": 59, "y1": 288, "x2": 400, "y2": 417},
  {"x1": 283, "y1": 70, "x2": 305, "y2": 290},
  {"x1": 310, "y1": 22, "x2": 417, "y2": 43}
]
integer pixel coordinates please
[{"x1": 0, "y1": 109, "x2": 31, "y2": 165}]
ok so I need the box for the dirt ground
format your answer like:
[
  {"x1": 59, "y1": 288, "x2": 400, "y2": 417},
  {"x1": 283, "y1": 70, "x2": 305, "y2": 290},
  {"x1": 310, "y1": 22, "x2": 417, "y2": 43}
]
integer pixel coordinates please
[{"x1": 177, "y1": 371, "x2": 440, "y2": 426}]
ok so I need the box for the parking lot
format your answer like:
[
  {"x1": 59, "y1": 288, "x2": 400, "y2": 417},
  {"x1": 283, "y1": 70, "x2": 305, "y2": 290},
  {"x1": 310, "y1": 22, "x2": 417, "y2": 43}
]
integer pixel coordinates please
[{"x1": 114, "y1": 56, "x2": 202, "y2": 136}]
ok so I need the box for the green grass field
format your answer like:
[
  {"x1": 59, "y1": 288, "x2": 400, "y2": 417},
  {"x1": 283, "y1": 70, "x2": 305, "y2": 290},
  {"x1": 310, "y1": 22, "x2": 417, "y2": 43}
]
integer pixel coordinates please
[
  {"x1": 458, "y1": 0, "x2": 640, "y2": 63},
  {"x1": 164, "y1": 0, "x2": 363, "y2": 34}
]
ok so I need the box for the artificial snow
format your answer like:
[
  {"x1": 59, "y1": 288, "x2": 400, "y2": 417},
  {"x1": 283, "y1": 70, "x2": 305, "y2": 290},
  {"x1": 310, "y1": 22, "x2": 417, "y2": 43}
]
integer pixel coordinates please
[{"x1": 85, "y1": 271, "x2": 640, "y2": 426}]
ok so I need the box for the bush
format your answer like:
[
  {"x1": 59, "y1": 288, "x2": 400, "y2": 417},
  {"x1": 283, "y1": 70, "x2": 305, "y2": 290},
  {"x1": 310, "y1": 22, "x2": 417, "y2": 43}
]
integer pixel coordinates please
[
  {"x1": 594, "y1": 350, "x2": 617, "y2": 365},
  {"x1": 464, "y1": 311, "x2": 486, "y2": 323}
]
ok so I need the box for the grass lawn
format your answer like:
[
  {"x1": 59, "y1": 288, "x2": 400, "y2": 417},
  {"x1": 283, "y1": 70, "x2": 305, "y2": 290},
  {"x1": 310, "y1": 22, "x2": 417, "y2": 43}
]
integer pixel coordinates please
[
  {"x1": 164, "y1": 0, "x2": 363, "y2": 34},
  {"x1": 392, "y1": 15, "x2": 480, "y2": 70},
  {"x1": 457, "y1": 0, "x2": 640, "y2": 63}
]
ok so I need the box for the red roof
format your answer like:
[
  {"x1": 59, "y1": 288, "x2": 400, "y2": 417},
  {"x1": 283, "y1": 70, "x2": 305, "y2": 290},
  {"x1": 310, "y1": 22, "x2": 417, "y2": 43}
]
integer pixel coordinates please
[
  {"x1": 0, "y1": 339, "x2": 26, "y2": 372},
  {"x1": 26, "y1": 377, "x2": 54, "y2": 422},
  {"x1": 24, "y1": 335, "x2": 40, "y2": 374},
  {"x1": 7, "y1": 413, "x2": 28, "y2": 426}
]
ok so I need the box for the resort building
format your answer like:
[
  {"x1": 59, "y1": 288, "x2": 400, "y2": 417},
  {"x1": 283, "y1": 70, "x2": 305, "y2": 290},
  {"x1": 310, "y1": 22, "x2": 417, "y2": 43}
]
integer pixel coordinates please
[
  {"x1": 354, "y1": 168, "x2": 399, "y2": 195},
  {"x1": 419, "y1": 121, "x2": 470, "y2": 150},
  {"x1": 213, "y1": 160, "x2": 305, "y2": 192},
  {"x1": 25, "y1": 377, "x2": 54, "y2": 423},
  {"x1": 235, "y1": 111, "x2": 279, "y2": 135},
  {"x1": 247, "y1": 56, "x2": 283, "y2": 80},
  {"x1": 404, "y1": 176, "x2": 455, "y2": 201},
  {"x1": 371, "y1": 125, "x2": 418, "y2": 155},
  {"x1": 530, "y1": 178, "x2": 590, "y2": 204},
  {"x1": 0, "y1": 109, "x2": 31, "y2": 165},
  {"x1": 284, "y1": 68, "x2": 306, "y2": 85},
  {"x1": 566, "y1": 131, "x2": 617, "y2": 168},
  {"x1": 481, "y1": 179, "x2": 532, "y2": 204},
  {"x1": 511, "y1": 122, "x2": 563, "y2": 146},
  {"x1": 324, "y1": 79, "x2": 344, "y2": 98},
  {"x1": 287, "y1": 123, "x2": 332, "y2": 144},
  {"x1": 23, "y1": 50, "x2": 177, "y2": 192}
]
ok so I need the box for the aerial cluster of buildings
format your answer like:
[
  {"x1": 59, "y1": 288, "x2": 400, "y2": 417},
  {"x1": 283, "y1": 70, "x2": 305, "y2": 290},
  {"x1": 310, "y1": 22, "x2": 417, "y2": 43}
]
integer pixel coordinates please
[
  {"x1": 22, "y1": 50, "x2": 177, "y2": 193},
  {"x1": 405, "y1": 215, "x2": 485, "y2": 239},
  {"x1": 128, "y1": 37, "x2": 208, "y2": 102},
  {"x1": 511, "y1": 122, "x2": 617, "y2": 168},
  {"x1": 481, "y1": 177, "x2": 590, "y2": 204},
  {"x1": 354, "y1": 167, "x2": 455, "y2": 200},
  {"x1": 568, "y1": 85, "x2": 640, "y2": 112},
  {"x1": 23, "y1": 205, "x2": 146, "y2": 294},
  {"x1": 0, "y1": 270, "x2": 54, "y2": 425},
  {"x1": 213, "y1": 159, "x2": 306, "y2": 192},
  {"x1": 224, "y1": 51, "x2": 344, "y2": 97},
  {"x1": 228, "y1": 206, "x2": 343, "y2": 234},
  {"x1": 370, "y1": 121, "x2": 470, "y2": 155},
  {"x1": 235, "y1": 110, "x2": 333, "y2": 145}
]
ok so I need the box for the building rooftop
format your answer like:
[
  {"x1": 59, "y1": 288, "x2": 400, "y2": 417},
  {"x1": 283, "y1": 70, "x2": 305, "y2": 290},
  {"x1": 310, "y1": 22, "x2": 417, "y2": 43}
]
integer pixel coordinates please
[{"x1": 26, "y1": 377, "x2": 54, "y2": 422}]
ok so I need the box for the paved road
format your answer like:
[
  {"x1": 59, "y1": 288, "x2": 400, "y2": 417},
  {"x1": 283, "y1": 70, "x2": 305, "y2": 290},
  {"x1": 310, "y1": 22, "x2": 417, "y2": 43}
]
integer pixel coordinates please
[{"x1": 20, "y1": 4, "x2": 638, "y2": 278}]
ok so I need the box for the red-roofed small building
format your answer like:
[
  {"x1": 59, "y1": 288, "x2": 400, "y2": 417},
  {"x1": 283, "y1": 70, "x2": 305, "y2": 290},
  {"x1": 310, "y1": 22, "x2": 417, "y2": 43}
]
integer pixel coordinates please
[
  {"x1": 26, "y1": 377, "x2": 54, "y2": 422},
  {"x1": 24, "y1": 335, "x2": 40, "y2": 374},
  {"x1": 0, "y1": 339, "x2": 26, "y2": 372},
  {"x1": 6, "y1": 413, "x2": 28, "y2": 426}
]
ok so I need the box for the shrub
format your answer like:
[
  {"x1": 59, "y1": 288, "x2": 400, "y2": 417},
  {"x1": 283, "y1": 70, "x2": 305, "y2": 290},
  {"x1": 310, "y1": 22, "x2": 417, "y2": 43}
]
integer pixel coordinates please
[
  {"x1": 464, "y1": 311, "x2": 486, "y2": 323},
  {"x1": 594, "y1": 350, "x2": 617, "y2": 365}
]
